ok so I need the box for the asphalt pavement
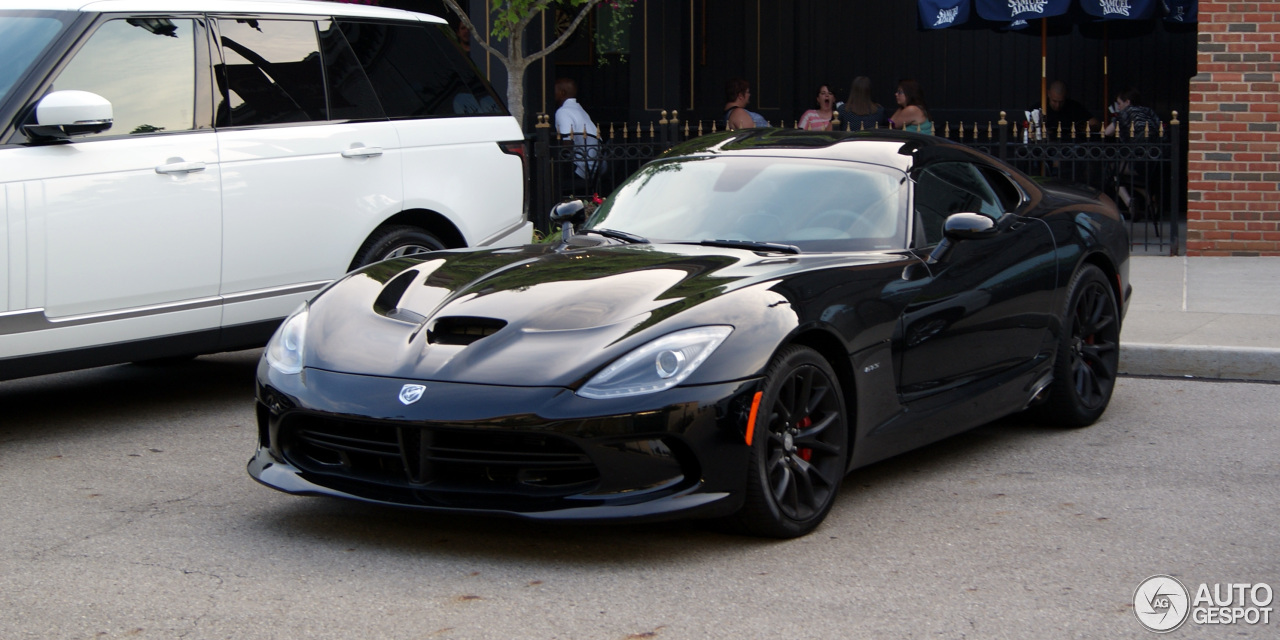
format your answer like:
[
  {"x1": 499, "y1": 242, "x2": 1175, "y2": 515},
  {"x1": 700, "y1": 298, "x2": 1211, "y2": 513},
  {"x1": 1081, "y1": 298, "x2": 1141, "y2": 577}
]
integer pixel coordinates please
[{"x1": 1120, "y1": 256, "x2": 1280, "y2": 383}]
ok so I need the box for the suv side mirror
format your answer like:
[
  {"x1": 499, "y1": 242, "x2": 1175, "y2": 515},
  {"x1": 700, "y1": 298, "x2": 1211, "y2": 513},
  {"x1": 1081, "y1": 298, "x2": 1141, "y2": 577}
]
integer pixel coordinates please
[
  {"x1": 24, "y1": 90, "x2": 114, "y2": 140},
  {"x1": 928, "y1": 212, "x2": 997, "y2": 264}
]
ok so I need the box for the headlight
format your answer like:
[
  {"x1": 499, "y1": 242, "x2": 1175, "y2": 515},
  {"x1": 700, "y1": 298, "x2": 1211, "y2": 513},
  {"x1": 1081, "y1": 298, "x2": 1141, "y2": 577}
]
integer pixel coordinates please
[
  {"x1": 265, "y1": 305, "x2": 308, "y2": 374},
  {"x1": 578, "y1": 326, "x2": 732, "y2": 399}
]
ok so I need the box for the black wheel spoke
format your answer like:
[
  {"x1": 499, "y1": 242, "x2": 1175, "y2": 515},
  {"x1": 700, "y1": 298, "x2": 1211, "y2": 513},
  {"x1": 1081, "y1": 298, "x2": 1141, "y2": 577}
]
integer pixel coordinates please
[
  {"x1": 791, "y1": 459, "x2": 817, "y2": 511},
  {"x1": 805, "y1": 381, "x2": 830, "y2": 416},
  {"x1": 797, "y1": 411, "x2": 837, "y2": 441},
  {"x1": 796, "y1": 369, "x2": 814, "y2": 418}
]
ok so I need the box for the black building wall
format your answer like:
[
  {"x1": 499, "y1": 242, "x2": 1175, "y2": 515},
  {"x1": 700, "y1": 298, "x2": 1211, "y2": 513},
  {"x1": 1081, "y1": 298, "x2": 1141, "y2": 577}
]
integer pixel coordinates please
[{"x1": 386, "y1": 0, "x2": 1195, "y2": 131}]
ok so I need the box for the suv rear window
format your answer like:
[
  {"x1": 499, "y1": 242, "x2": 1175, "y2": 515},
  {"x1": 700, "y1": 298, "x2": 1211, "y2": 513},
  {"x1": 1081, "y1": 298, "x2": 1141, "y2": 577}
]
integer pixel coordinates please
[{"x1": 337, "y1": 20, "x2": 506, "y2": 118}]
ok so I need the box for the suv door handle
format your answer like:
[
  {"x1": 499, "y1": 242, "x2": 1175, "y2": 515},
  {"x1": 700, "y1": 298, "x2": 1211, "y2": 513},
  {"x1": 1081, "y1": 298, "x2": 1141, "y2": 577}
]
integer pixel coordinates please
[
  {"x1": 155, "y1": 160, "x2": 206, "y2": 174},
  {"x1": 341, "y1": 146, "x2": 383, "y2": 158}
]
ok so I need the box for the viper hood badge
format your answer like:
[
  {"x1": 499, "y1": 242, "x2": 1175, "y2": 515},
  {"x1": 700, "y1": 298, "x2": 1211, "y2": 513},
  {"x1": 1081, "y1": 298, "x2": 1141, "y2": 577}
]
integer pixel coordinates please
[{"x1": 398, "y1": 384, "x2": 426, "y2": 405}]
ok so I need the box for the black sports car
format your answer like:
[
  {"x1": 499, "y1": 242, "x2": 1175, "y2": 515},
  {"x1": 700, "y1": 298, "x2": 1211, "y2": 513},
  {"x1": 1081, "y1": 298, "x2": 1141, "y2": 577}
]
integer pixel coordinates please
[{"x1": 249, "y1": 129, "x2": 1130, "y2": 538}]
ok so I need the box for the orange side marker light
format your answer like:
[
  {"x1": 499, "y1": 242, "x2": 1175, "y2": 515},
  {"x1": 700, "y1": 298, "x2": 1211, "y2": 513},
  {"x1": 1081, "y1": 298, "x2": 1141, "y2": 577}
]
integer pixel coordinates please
[{"x1": 744, "y1": 391, "x2": 763, "y2": 446}]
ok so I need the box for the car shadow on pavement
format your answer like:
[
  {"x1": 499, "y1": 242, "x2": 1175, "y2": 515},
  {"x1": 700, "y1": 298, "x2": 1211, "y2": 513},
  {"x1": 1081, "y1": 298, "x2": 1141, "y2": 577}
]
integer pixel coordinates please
[
  {"x1": 0, "y1": 349, "x2": 261, "y2": 441},
  {"x1": 251, "y1": 412, "x2": 1077, "y2": 563}
]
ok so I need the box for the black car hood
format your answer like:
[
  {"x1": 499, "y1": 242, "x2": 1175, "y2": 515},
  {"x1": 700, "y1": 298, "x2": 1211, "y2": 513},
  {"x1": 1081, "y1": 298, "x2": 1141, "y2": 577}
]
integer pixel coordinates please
[{"x1": 303, "y1": 243, "x2": 891, "y2": 387}]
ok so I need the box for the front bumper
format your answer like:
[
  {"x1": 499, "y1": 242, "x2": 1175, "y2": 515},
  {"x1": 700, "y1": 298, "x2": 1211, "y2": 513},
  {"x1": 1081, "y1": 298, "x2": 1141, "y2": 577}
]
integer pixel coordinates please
[{"x1": 249, "y1": 363, "x2": 762, "y2": 522}]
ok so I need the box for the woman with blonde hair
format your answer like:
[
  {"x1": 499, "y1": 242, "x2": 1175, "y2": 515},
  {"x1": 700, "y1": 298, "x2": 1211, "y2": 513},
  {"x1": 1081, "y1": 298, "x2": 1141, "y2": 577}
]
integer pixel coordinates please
[{"x1": 837, "y1": 76, "x2": 885, "y2": 131}]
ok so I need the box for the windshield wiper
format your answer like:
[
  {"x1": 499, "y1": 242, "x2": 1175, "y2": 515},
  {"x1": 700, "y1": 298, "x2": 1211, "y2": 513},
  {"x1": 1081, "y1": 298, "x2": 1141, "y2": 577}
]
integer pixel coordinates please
[
  {"x1": 693, "y1": 239, "x2": 801, "y2": 254},
  {"x1": 580, "y1": 228, "x2": 650, "y2": 244}
]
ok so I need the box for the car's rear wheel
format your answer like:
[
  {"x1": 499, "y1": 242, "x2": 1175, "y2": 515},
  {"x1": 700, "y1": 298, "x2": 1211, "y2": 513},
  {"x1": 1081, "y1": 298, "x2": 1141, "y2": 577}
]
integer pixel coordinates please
[
  {"x1": 350, "y1": 225, "x2": 446, "y2": 270},
  {"x1": 1036, "y1": 263, "x2": 1120, "y2": 427},
  {"x1": 733, "y1": 345, "x2": 848, "y2": 538}
]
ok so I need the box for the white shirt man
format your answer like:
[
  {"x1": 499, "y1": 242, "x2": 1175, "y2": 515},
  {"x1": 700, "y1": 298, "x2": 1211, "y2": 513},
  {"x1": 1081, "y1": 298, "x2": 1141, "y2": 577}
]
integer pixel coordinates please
[{"x1": 554, "y1": 79, "x2": 600, "y2": 180}]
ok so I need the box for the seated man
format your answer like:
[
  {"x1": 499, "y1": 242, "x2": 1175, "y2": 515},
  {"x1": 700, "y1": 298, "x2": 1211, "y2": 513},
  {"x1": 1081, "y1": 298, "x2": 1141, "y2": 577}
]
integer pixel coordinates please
[{"x1": 1033, "y1": 80, "x2": 1099, "y2": 139}]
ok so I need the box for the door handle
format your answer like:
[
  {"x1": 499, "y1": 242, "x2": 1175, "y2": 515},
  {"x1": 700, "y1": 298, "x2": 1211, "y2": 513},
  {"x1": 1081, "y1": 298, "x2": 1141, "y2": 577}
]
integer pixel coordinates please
[
  {"x1": 341, "y1": 146, "x2": 383, "y2": 158},
  {"x1": 155, "y1": 161, "x2": 206, "y2": 174}
]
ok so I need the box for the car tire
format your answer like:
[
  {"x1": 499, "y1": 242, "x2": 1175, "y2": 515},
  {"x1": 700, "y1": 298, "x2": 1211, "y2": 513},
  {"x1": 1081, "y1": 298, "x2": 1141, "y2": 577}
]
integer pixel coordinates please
[
  {"x1": 1035, "y1": 263, "x2": 1121, "y2": 427},
  {"x1": 731, "y1": 345, "x2": 849, "y2": 538},
  {"x1": 350, "y1": 225, "x2": 446, "y2": 270}
]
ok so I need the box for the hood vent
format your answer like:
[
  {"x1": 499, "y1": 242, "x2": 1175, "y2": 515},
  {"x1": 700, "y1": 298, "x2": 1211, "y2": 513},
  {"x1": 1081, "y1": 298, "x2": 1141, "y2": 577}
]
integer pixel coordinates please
[
  {"x1": 428, "y1": 316, "x2": 507, "y2": 346},
  {"x1": 374, "y1": 269, "x2": 423, "y2": 324}
]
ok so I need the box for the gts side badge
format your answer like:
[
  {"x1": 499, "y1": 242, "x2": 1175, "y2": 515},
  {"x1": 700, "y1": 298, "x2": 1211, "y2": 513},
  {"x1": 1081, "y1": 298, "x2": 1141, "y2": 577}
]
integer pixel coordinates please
[
  {"x1": 863, "y1": 362, "x2": 880, "y2": 373},
  {"x1": 399, "y1": 384, "x2": 427, "y2": 405}
]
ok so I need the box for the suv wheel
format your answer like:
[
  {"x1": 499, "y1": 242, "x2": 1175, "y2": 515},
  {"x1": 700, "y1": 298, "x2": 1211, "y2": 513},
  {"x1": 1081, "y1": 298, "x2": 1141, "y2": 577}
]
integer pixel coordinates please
[{"x1": 350, "y1": 226, "x2": 446, "y2": 270}]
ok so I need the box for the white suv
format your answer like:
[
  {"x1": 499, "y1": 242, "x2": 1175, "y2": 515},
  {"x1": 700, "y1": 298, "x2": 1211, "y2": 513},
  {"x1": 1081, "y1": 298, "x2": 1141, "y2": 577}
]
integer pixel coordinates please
[{"x1": 0, "y1": 0, "x2": 530, "y2": 380}]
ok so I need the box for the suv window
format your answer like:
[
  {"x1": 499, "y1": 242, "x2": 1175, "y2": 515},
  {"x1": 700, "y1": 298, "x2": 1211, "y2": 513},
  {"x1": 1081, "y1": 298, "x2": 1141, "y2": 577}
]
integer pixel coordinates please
[
  {"x1": 215, "y1": 18, "x2": 325, "y2": 126},
  {"x1": 337, "y1": 20, "x2": 505, "y2": 118},
  {"x1": 50, "y1": 18, "x2": 196, "y2": 137},
  {"x1": 0, "y1": 12, "x2": 72, "y2": 108},
  {"x1": 317, "y1": 19, "x2": 383, "y2": 121},
  {"x1": 913, "y1": 162, "x2": 1005, "y2": 245}
]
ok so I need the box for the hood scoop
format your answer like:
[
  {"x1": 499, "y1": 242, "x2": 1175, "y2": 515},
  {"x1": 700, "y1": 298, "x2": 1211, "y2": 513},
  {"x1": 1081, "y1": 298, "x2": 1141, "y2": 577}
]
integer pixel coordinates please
[
  {"x1": 428, "y1": 316, "x2": 507, "y2": 346},
  {"x1": 374, "y1": 269, "x2": 427, "y2": 324}
]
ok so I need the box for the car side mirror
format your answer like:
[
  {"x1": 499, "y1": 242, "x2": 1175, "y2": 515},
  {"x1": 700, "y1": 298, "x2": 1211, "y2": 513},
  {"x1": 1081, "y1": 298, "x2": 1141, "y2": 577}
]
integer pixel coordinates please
[
  {"x1": 23, "y1": 90, "x2": 114, "y2": 140},
  {"x1": 550, "y1": 199, "x2": 587, "y2": 242},
  {"x1": 928, "y1": 212, "x2": 997, "y2": 264}
]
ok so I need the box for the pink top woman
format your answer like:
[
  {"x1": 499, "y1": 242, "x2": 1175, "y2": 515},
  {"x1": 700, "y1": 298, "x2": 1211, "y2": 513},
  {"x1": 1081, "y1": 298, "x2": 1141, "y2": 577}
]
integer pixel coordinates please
[{"x1": 798, "y1": 84, "x2": 835, "y2": 131}]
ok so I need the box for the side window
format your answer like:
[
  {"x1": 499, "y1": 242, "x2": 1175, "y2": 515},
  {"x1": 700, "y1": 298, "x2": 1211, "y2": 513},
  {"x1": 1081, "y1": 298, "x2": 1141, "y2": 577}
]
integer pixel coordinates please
[
  {"x1": 215, "y1": 18, "x2": 326, "y2": 126},
  {"x1": 912, "y1": 162, "x2": 1004, "y2": 246},
  {"x1": 317, "y1": 19, "x2": 383, "y2": 121},
  {"x1": 337, "y1": 20, "x2": 506, "y2": 118},
  {"x1": 978, "y1": 165, "x2": 1024, "y2": 212},
  {"x1": 51, "y1": 18, "x2": 196, "y2": 137}
]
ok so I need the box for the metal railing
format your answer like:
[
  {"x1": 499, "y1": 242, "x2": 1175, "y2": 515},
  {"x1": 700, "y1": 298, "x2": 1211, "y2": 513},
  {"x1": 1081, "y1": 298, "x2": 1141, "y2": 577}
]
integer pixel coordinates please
[{"x1": 526, "y1": 110, "x2": 1183, "y2": 254}]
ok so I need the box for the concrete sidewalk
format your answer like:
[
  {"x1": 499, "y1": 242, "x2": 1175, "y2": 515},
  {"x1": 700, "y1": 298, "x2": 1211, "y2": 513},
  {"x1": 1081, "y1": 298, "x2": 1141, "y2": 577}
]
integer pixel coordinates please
[{"x1": 1120, "y1": 256, "x2": 1280, "y2": 382}]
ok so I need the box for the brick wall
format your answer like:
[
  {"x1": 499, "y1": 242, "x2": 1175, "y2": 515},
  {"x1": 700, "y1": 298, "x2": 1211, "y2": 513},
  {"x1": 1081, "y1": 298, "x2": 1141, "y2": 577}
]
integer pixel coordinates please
[{"x1": 1186, "y1": 2, "x2": 1280, "y2": 256}]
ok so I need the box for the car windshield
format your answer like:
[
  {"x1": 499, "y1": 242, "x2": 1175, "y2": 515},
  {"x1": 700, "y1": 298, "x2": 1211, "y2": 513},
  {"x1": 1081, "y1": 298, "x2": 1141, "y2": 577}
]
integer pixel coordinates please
[
  {"x1": 586, "y1": 155, "x2": 908, "y2": 252},
  {"x1": 0, "y1": 12, "x2": 72, "y2": 108}
]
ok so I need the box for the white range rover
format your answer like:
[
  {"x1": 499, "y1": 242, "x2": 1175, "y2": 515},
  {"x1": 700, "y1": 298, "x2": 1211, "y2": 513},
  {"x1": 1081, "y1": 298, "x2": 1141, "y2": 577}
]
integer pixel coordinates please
[{"x1": 0, "y1": 0, "x2": 531, "y2": 380}]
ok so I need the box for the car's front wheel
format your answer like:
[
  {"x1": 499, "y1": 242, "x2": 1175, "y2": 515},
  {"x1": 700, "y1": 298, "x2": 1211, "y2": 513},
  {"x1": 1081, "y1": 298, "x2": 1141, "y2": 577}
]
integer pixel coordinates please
[
  {"x1": 1037, "y1": 263, "x2": 1121, "y2": 427},
  {"x1": 350, "y1": 225, "x2": 446, "y2": 270},
  {"x1": 733, "y1": 345, "x2": 849, "y2": 538}
]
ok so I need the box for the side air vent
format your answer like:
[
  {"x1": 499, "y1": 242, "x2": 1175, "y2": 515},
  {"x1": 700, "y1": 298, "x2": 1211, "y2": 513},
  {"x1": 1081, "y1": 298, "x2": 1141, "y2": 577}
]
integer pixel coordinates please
[{"x1": 428, "y1": 316, "x2": 507, "y2": 345}]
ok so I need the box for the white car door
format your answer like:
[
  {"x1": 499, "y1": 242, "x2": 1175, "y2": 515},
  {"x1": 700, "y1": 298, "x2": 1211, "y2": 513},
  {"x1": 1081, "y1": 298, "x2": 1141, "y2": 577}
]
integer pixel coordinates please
[
  {"x1": 0, "y1": 17, "x2": 221, "y2": 359},
  {"x1": 212, "y1": 17, "x2": 401, "y2": 327}
]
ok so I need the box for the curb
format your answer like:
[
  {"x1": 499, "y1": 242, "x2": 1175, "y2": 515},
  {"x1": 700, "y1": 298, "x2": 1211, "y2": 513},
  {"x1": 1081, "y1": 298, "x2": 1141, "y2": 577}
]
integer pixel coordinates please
[{"x1": 1119, "y1": 343, "x2": 1280, "y2": 383}]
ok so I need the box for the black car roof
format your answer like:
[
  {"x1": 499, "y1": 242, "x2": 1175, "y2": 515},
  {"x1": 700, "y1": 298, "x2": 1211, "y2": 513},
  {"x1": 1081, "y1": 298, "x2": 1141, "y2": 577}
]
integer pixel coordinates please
[{"x1": 659, "y1": 128, "x2": 985, "y2": 174}]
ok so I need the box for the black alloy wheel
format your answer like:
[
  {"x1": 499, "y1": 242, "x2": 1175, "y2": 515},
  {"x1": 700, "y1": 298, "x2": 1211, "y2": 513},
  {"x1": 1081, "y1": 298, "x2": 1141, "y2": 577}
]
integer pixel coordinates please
[
  {"x1": 734, "y1": 345, "x2": 849, "y2": 538},
  {"x1": 1037, "y1": 264, "x2": 1121, "y2": 427},
  {"x1": 350, "y1": 225, "x2": 447, "y2": 270}
]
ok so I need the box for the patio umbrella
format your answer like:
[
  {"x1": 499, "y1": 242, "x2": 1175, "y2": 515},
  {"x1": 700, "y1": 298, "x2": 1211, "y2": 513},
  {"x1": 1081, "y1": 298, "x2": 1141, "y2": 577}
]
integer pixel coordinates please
[{"x1": 917, "y1": 0, "x2": 972, "y2": 30}]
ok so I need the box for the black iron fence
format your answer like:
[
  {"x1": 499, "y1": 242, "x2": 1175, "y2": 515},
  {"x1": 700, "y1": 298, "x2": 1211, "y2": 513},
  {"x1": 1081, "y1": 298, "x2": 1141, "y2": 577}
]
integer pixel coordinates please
[{"x1": 527, "y1": 111, "x2": 1183, "y2": 255}]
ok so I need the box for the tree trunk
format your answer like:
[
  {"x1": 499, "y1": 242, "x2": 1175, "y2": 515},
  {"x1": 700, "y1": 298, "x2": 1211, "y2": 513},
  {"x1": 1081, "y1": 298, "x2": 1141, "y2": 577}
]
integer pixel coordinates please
[{"x1": 506, "y1": 29, "x2": 528, "y2": 127}]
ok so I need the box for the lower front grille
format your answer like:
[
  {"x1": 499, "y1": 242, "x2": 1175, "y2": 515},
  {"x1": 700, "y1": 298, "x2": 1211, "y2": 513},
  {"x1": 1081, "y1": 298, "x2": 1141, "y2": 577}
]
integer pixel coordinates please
[{"x1": 281, "y1": 415, "x2": 601, "y2": 500}]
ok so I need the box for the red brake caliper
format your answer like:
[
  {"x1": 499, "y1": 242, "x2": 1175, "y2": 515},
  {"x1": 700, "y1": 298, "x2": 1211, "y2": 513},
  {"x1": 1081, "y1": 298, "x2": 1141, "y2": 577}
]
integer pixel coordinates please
[{"x1": 796, "y1": 416, "x2": 813, "y2": 461}]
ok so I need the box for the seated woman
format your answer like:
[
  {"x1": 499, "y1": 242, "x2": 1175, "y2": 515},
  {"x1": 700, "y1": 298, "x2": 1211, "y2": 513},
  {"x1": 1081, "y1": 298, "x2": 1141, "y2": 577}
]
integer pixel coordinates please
[
  {"x1": 888, "y1": 78, "x2": 933, "y2": 135},
  {"x1": 837, "y1": 76, "x2": 885, "y2": 131},
  {"x1": 798, "y1": 84, "x2": 836, "y2": 131}
]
